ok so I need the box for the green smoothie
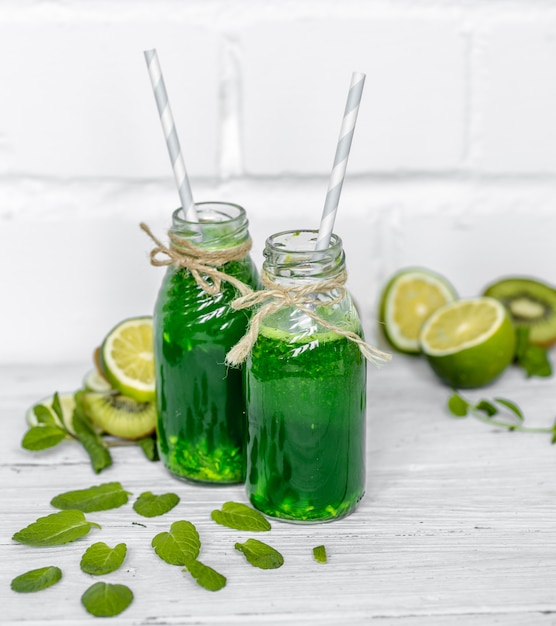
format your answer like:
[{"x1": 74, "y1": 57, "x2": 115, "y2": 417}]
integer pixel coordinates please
[
  {"x1": 153, "y1": 203, "x2": 259, "y2": 484},
  {"x1": 245, "y1": 326, "x2": 367, "y2": 522}
]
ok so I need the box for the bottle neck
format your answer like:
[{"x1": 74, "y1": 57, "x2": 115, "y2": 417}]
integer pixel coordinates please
[
  {"x1": 263, "y1": 230, "x2": 346, "y2": 288},
  {"x1": 170, "y1": 202, "x2": 250, "y2": 251}
]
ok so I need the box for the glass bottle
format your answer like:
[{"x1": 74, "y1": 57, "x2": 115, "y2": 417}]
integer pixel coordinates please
[
  {"x1": 244, "y1": 230, "x2": 367, "y2": 522},
  {"x1": 154, "y1": 202, "x2": 259, "y2": 483}
]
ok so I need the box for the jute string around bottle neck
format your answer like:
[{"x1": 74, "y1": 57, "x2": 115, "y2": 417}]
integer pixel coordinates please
[
  {"x1": 225, "y1": 269, "x2": 392, "y2": 368},
  {"x1": 140, "y1": 222, "x2": 253, "y2": 296}
]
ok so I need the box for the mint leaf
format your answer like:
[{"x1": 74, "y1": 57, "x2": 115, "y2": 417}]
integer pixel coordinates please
[
  {"x1": 475, "y1": 400, "x2": 498, "y2": 417},
  {"x1": 11, "y1": 566, "x2": 62, "y2": 593},
  {"x1": 184, "y1": 560, "x2": 227, "y2": 592},
  {"x1": 136, "y1": 436, "x2": 159, "y2": 462},
  {"x1": 51, "y1": 392, "x2": 64, "y2": 423},
  {"x1": 32, "y1": 404, "x2": 58, "y2": 427},
  {"x1": 81, "y1": 582, "x2": 133, "y2": 618},
  {"x1": 21, "y1": 425, "x2": 67, "y2": 451},
  {"x1": 133, "y1": 492, "x2": 179, "y2": 518},
  {"x1": 80, "y1": 542, "x2": 127, "y2": 575},
  {"x1": 234, "y1": 539, "x2": 284, "y2": 569},
  {"x1": 51, "y1": 482, "x2": 130, "y2": 512},
  {"x1": 313, "y1": 545, "x2": 327, "y2": 564},
  {"x1": 494, "y1": 397, "x2": 524, "y2": 421},
  {"x1": 518, "y1": 343, "x2": 552, "y2": 378},
  {"x1": 12, "y1": 510, "x2": 101, "y2": 546},
  {"x1": 152, "y1": 520, "x2": 201, "y2": 566},
  {"x1": 447, "y1": 393, "x2": 469, "y2": 418},
  {"x1": 211, "y1": 502, "x2": 271, "y2": 532},
  {"x1": 514, "y1": 326, "x2": 552, "y2": 378},
  {"x1": 72, "y1": 393, "x2": 112, "y2": 474}
]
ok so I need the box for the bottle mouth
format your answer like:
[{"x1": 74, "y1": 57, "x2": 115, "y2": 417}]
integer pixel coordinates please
[
  {"x1": 263, "y1": 229, "x2": 344, "y2": 280},
  {"x1": 171, "y1": 202, "x2": 249, "y2": 248},
  {"x1": 265, "y1": 230, "x2": 342, "y2": 255}
]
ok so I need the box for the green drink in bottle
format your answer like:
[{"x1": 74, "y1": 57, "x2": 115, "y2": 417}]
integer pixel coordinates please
[
  {"x1": 242, "y1": 230, "x2": 368, "y2": 522},
  {"x1": 152, "y1": 202, "x2": 259, "y2": 483}
]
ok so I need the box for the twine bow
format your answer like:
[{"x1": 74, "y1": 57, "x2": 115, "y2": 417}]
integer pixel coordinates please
[
  {"x1": 140, "y1": 222, "x2": 254, "y2": 296},
  {"x1": 225, "y1": 270, "x2": 392, "y2": 368}
]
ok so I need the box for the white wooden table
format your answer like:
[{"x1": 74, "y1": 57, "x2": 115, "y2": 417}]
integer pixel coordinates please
[{"x1": 2, "y1": 357, "x2": 556, "y2": 625}]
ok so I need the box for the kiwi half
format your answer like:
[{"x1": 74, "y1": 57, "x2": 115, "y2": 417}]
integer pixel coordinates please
[
  {"x1": 482, "y1": 277, "x2": 556, "y2": 347},
  {"x1": 82, "y1": 391, "x2": 156, "y2": 440}
]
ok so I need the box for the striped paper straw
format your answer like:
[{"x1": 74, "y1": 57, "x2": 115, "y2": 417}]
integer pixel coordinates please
[
  {"x1": 144, "y1": 49, "x2": 197, "y2": 221},
  {"x1": 315, "y1": 72, "x2": 366, "y2": 250}
]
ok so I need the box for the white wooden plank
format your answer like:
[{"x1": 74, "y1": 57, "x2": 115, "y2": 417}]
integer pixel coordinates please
[{"x1": 1, "y1": 359, "x2": 556, "y2": 625}]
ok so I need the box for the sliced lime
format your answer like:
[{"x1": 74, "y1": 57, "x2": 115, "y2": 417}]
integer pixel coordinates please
[
  {"x1": 99, "y1": 317, "x2": 155, "y2": 402},
  {"x1": 379, "y1": 267, "x2": 458, "y2": 354},
  {"x1": 420, "y1": 297, "x2": 515, "y2": 388}
]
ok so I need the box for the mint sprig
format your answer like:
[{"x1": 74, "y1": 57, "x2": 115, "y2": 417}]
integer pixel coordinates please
[
  {"x1": 21, "y1": 389, "x2": 159, "y2": 474},
  {"x1": 448, "y1": 391, "x2": 556, "y2": 442},
  {"x1": 514, "y1": 326, "x2": 553, "y2": 378}
]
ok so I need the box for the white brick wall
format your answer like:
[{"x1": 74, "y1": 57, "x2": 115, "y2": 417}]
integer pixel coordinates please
[{"x1": 2, "y1": 1, "x2": 556, "y2": 363}]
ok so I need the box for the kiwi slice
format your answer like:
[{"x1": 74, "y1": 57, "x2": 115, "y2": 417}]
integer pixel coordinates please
[
  {"x1": 81, "y1": 391, "x2": 156, "y2": 440},
  {"x1": 482, "y1": 277, "x2": 556, "y2": 347}
]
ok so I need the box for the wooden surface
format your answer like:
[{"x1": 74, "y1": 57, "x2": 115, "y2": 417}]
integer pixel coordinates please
[{"x1": 2, "y1": 357, "x2": 556, "y2": 625}]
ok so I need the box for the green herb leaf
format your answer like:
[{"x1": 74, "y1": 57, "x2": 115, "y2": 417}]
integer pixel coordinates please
[
  {"x1": 12, "y1": 510, "x2": 101, "y2": 546},
  {"x1": 21, "y1": 425, "x2": 67, "y2": 451},
  {"x1": 81, "y1": 581, "x2": 133, "y2": 618},
  {"x1": 80, "y1": 542, "x2": 127, "y2": 575},
  {"x1": 72, "y1": 392, "x2": 112, "y2": 474},
  {"x1": 234, "y1": 538, "x2": 284, "y2": 569},
  {"x1": 152, "y1": 520, "x2": 201, "y2": 566},
  {"x1": 447, "y1": 393, "x2": 469, "y2": 418},
  {"x1": 136, "y1": 436, "x2": 159, "y2": 462},
  {"x1": 313, "y1": 545, "x2": 327, "y2": 564},
  {"x1": 184, "y1": 560, "x2": 227, "y2": 591},
  {"x1": 211, "y1": 501, "x2": 271, "y2": 532},
  {"x1": 514, "y1": 326, "x2": 553, "y2": 378},
  {"x1": 10, "y1": 566, "x2": 62, "y2": 593},
  {"x1": 32, "y1": 404, "x2": 58, "y2": 427},
  {"x1": 475, "y1": 400, "x2": 498, "y2": 417},
  {"x1": 133, "y1": 491, "x2": 179, "y2": 518},
  {"x1": 494, "y1": 397, "x2": 524, "y2": 421},
  {"x1": 51, "y1": 392, "x2": 64, "y2": 423},
  {"x1": 50, "y1": 482, "x2": 130, "y2": 512}
]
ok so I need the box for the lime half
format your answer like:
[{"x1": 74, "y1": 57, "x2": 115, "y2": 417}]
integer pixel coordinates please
[
  {"x1": 99, "y1": 317, "x2": 155, "y2": 402},
  {"x1": 379, "y1": 268, "x2": 458, "y2": 353},
  {"x1": 420, "y1": 297, "x2": 515, "y2": 388}
]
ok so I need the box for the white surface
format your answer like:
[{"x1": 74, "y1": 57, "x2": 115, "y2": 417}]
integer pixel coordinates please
[{"x1": 2, "y1": 356, "x2": 556, "y2": 625}]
